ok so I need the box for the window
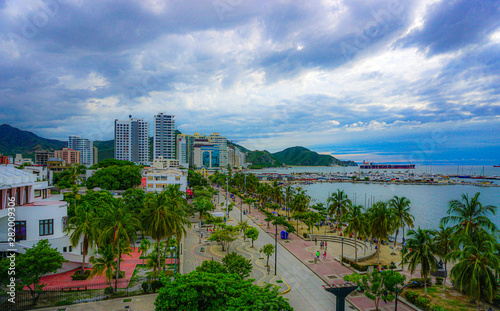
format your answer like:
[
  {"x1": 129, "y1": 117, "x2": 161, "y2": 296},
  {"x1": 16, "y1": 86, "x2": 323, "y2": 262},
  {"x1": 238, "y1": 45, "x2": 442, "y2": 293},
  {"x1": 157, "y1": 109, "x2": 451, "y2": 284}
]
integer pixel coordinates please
[
  {"x1": 63, "y1": 247, "x2": 67, "y2": 252},
  {"x1": 14, "y1": 221, "x2": 27, "y2": 241},
  {"x1": 69, "y1": 246, "x2": 72, "y2": 252},
  {"x1": 39, "y1": 219, "x2": 54, "y2": 236}
]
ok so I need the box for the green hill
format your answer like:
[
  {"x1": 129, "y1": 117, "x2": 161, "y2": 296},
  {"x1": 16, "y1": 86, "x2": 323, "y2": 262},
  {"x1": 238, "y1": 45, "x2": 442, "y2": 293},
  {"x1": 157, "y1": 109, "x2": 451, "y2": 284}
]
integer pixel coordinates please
[
  {"x1": 246, "y1": 150, "x2": 282, "y2": 168},
  {"x1": 0, "y1": 124, "x2": 66, "y2": 156},
  {"x1": 93, "y1": 140, "x2": 114, "y2": 162},
  {"x1": 272, "y1": 146, "x2": 357, "y2": 167}
]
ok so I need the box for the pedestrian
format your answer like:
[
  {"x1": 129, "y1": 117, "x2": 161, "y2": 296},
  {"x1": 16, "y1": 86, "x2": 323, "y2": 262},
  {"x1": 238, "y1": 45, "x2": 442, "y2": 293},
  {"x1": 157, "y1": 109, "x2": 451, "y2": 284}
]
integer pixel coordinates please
[
  {"x1": 325, "y1": 241, "x2": 327, "y2": 248},
  {"x1": 316, "y1": 251, "x2": 320, "y2": 263},
  {"x1": 325, "y1": 245, "x2": 327, "y2": 251},
  {"x1": 315, "y1": 237, "x2": 317, "y2": 245},
  {"x1": 324, "y1": 251, "x2": 327, "y2": 259}
]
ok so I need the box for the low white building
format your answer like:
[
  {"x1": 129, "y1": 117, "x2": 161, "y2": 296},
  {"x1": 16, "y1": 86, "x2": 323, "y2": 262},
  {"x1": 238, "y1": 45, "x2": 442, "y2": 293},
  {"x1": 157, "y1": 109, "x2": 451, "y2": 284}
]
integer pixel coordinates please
[
  {"x1": 0, "y1": 166, "x2": 84, "y2": 272},
  {"x1": 143, "y1": 168, "x2": 188, "y2": 193},
  {"x1": 152, "y1": 156, "x2": 180, "y2": 169}
]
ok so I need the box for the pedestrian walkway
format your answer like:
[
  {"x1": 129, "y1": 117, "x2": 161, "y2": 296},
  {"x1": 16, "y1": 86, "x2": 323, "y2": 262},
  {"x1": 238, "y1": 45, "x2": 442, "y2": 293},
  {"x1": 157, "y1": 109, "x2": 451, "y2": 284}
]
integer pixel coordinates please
[
  {"x1": 34, "y1": 293, "x2": 158, "y2": 311},
  {"x1": 225, "y1": 189, "x2": 417, "y2": 311}
]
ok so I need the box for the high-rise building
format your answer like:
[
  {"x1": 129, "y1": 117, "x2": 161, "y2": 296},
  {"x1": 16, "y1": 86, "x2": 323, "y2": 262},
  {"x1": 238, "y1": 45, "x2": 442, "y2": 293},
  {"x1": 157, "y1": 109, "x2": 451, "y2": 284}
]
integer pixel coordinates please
[
  {"x1": 114, "y1": 116, "x2": 150, "y2": 164},
  {"x1": 54, "y1": 148, "x2": 81, "y2": 165},
  {"x1": 68, "y1": 135, "x2": 93, "y2": 166},
  {"x1": 176, "y1": 134, "x2": 189, "y2": 168},
  {"x1": 208, "y1": 133, "x2": 228, "y2": 167},
  {"x1": 153, "y1": 113, "x2": 175, "y2": 160}
]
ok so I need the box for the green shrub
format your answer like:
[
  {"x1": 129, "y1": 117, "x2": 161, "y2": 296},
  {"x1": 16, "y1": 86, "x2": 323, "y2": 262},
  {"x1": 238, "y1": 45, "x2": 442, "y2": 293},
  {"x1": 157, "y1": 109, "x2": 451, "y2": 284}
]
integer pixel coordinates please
[
  {"x1": 104, "y1": 287, "x2": 114, "y2": 295},
  {"x1": 55, "y1": 299, "x2": 73, "y2": 306},
  {"x1": 435, "y1": 276, "x2": 443, "y2": 285},
  {"x1": 430, "y1": 305, "x2": 450, "y2": 311},
  {"x1": 71, "y1": 269, "x2": 91, "y2": 280},
  {"x1": 164, "y1": 270, "x2": 174, "y2": 276},
  {"x1": 408, "y1": 277, "x2": 432, "y2": 288},
  {"x1": 404, "y1": 290, "x2": 418, "y2": 304},
  {"x1": 151, "y1": 280, "x2": 163, "y2": 292},
  {"x1": 415, "y1": 296, "x2": 431, "y2": 309},
  {"x1": 141, "y1": 281, "x2": 150, "y2": 293},
  {"x1": 303, "y1": 233, "x2": 308, "y2": 239}
]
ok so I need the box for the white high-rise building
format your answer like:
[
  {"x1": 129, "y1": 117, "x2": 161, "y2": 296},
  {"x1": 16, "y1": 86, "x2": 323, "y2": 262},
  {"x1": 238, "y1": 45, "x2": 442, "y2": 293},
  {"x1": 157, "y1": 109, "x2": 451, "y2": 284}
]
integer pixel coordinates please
[
  {"x1": 153, "y1": 113, "x2": 175, "y2": 160},
  {"x1": 68, "y1": 135, "x2": 93, "y2": 166},
  {"x1": 208, "y1": 133, "x2": 228, "y2": 167},
  {"x1": 176, "y1": 134, "x2": 188, "y2": 168},
  {"x1": 114, "y1": 116, "x2": 150, "y2": 164}
]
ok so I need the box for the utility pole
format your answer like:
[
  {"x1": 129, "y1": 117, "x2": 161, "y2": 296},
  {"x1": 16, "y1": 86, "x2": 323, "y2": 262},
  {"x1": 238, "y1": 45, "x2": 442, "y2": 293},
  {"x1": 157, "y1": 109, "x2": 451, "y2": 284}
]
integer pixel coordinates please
[{"x1": 226, "y1": 177, "x2": 229, "y2": 218}]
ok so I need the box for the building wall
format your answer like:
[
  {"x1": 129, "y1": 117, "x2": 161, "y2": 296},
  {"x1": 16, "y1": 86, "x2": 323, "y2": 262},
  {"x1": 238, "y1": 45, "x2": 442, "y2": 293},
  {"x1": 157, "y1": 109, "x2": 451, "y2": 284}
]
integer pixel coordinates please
[
  {"x1": 208, "y1": 133, "x2": 228, "y2": 167},
  {"x1": 176, "y1": 134, "x2": 188, "y2": 167},
  {"x1": 54, "y1": 148, "x2": 81, "y2": 165},
  {"x1": 144, "y1": 169, "x2": 187, "y2": 193},
  {"x1": 153, "y1": 113, "x2": 175, "y2": 160},
  {"x1": 115, "y1": 116, "x2": 150, "y2": 164},
  {"x1": 68, "y1": 136, "x2": 93, "y2": 166}
]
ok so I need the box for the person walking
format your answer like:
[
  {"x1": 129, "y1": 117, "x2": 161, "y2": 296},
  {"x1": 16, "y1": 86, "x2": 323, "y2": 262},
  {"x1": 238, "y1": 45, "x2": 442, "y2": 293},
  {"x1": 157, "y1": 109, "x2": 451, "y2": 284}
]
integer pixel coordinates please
[
  {"x1": 315, "y1": 251, "x2": 320, "y2": 263},
  {"x1": 315, "y1": 237, "x2": 317, "y2": 245},
  {"x1": 325, "y1": 241, "x2": 327, "y2": 248},
  {"x1": 324, "y1": 251, "x2": 327, "y2": 259}
]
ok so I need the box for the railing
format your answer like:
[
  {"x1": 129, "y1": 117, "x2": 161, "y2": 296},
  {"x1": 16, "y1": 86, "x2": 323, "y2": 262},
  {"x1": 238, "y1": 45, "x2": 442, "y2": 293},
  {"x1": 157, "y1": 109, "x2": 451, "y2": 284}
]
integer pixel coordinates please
[{"x1": 0, "y1": 277, "x2": 152, "y2": 311}]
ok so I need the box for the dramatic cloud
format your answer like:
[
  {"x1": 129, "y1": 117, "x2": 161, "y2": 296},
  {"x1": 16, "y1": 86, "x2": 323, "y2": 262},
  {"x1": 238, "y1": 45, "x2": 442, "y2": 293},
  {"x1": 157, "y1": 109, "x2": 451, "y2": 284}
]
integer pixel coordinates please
[{"x1": 0, "y1": 0, "x2": 498, "y2": 164}]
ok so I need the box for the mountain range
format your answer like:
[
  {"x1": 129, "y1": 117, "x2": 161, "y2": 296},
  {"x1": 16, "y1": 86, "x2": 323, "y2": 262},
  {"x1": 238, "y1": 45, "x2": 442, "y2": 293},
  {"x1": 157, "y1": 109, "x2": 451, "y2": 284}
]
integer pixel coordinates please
[{"x1": 0, "y1": 124, "x2": 356, "y2": 167}]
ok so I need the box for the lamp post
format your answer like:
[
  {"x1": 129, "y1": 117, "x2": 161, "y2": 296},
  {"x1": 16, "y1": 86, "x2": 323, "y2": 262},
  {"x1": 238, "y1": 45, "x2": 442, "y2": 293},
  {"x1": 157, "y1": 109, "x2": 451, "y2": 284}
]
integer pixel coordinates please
[
  {"x1": 275, "y1": 213, "x2": 278, "y2": 276},
  {"x1": 225, "y1": 177, "x2": 229, "y2": 218},
  {"x1": 170, "y1": 246, "x2": 178, "y2": 275}
]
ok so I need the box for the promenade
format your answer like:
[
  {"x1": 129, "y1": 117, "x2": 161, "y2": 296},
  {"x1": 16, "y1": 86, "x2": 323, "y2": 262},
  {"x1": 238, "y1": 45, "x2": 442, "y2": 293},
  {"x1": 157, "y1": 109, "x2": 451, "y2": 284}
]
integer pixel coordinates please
[{"x1": 214, "y1": 188, "x2": 418, "y2": 311}]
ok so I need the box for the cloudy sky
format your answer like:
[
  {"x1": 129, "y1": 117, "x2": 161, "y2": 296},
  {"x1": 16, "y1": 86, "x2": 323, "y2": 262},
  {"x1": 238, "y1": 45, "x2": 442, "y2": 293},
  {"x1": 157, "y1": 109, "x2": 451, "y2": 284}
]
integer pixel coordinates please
[{"x1": 0, "y1": 0, "x2": 499, "y2": 164}]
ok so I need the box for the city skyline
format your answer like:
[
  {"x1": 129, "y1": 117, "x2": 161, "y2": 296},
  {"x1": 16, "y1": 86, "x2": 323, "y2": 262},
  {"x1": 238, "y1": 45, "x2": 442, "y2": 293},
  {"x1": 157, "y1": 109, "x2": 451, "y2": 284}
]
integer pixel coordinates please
[{"x1": 0, "y1": 0, "x2": 499, "y2": 164}]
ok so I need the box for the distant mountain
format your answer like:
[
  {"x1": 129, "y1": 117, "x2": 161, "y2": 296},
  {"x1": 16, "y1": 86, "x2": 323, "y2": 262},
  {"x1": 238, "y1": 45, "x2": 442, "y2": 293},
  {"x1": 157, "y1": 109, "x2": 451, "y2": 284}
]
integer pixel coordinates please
[
  {"x1": 0, "y1": 124, "x2": 66, "y2": 155},
  {"x1": 93, "y1": 140, "x2": 114, "y2": 162},
  {"x1": 246, "y1": 150, "x2": 282, "y2": 168},
  {"x1": 228, "y1": 141, "x2": 251, "y2": 153},
  {"x1": 272, "y1": 146, "x2": 357, "y2": 167}
]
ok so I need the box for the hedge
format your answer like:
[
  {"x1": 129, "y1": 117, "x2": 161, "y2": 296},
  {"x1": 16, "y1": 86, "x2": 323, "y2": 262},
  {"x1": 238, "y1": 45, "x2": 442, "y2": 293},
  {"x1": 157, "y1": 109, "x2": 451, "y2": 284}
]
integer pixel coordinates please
[
  {"x1": 403, "y1": 290, "x2": 451, "y2": 311},
  {"x1": 341, "y1": 257, "x2": 388, "y2": 272},
  {"x1": 435, "y1": 276, "x2": 443, "y2": 285},
  {"x1": 71, "y1": 269, "x2": 91, "y2": 280}
]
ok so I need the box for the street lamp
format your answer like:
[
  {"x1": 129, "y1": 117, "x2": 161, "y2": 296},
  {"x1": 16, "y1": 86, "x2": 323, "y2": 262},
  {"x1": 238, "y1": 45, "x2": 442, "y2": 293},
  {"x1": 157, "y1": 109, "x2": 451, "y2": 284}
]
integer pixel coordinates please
[
  {"x1": 169, "y1": 246, "x2": 178, "y2": 275},
  {"x1": 341, "y1": 236, "x2": 344, "y2": 266},
  {"x1": 395, "y1": 282, "x2": 418, "y2": 311},
  {"x1": 275, "y1": 213, "x2": 279, "y2": 276}
]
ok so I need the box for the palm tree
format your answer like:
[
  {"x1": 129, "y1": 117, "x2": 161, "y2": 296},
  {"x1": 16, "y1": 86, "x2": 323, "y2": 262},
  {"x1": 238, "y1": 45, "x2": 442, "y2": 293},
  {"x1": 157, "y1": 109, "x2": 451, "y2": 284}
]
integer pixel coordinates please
[
  {"x1": 402, "y1": 228, "x2": 438, "y2": 296},
  {"x1": 342, "y1": 204, "x2": 365, "y2": 262},
  {"x1": 97, "y1": 200, "x2": 139, "y2": 292},
  {"x1": 139, "y1": 239, "x2": 151, "y2": 264},
  {"x1": 65, "y1": 202, "x2": 98, "y2": 274},
  {"x1": 271, "y1": 180, "x2": 283, "y2": 206},
  {"x1": 367, "y1": 201, "x2": 395, "y2": 264},
  {"x1": 327, "y1": 189, "x2": 351, "y2": 235},
  {"x1": 192, "y1": 196, "x2": 214, "y2": 244},
  {"x1": 389, "y1": 195, "x2": 414, "y2": 252},
  {"x1": 89, "y1": 245, "x2": 117, "y2": 288},
  {"x1": 143, "y1": 185, "x2": 189, "y2": 273},
  {"x1": 441, "y1": 192, "x2": 498, "y2": 237},
  {"x1": 449, "y1": 230, "x2": 500, "y2": 306},
  {"x1": 284, "y1": 185, "x2": 295, "y2": 218},
  {"x1": 432, "y1": 224, "x2": 455, "y2": 291}
]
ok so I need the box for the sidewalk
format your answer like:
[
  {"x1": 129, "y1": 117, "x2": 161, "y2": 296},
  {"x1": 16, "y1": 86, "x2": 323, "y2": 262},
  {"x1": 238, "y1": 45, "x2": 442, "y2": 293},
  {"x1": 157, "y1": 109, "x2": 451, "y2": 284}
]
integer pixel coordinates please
[{"x1": 229, "y1": 190, "x2": 417, "y2": 311}]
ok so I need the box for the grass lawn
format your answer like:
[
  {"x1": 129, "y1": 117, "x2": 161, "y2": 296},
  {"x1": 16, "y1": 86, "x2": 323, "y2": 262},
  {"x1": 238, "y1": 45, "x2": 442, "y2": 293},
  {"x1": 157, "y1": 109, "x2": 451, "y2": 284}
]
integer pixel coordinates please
[{"x1": 408, "y1": 285, "x2": 496, "y2": 311}]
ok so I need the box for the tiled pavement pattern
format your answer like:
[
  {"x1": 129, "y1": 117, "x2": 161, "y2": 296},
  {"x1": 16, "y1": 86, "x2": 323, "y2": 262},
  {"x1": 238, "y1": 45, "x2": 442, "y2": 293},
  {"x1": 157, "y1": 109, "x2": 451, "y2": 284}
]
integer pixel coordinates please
[{"x1": 214, "y1": 188, "x2": 417, "y2": 311}]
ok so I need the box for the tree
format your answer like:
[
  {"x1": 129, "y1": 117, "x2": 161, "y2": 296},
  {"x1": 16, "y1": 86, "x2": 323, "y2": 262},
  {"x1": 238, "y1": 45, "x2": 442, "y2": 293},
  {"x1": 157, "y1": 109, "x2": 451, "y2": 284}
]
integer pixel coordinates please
[
  {"x1": 303, "y1": 211, "x2": 323, "y2": 235},
  {"x1": 90, "y1": 158, "x2": 136, "y2": 169},
  {"x1": 208, "y1": 225, "x2": 239, "y2": 253},
  {"x1": 402, "y1": 227, "x2": 437, "y2": 296},
  {"x1": 86, "y1": 165, "x2": 142, "y2": 190},
  {"x1": 449, "y1": 230, "x2": 500, "y2": 305},
  {"x1": 89, "y1": 244, "x2": 118, "y2": 288},
  {"x1": 122, "y1": 188, "x2": 146, "y2": 215},
  {"x1": 143, "y1": 187, "x2": 189, "y2": 272},
  {"x1": 432, "y1": 223, "x2": 455, "y2": 291},
  {"x1": 139, "y1": 239, "x2": 151, "y2": 264},
  {"x1": 368, "y1": 201, "x2": 395, "y2": 264},
  {"x1": 65, "y1": 202, "x2": 98, "y2": 273},
  {"x1": 245, "y1": 226, "x2": 259, "y2": 248},
  {"x1": 222, "y1": 252, "x2": 253, "y2": 279},
  {"x1": 0, "y1": 240, "x2": 67, "y2": 305},
  {"x1": 187, "y1": 170, "x2": 208, "y2": 187},
  {"x1": 154, "y1": 271, "x2": 293, "y2": 311},
  {"x1": 389, "y1": 195, "x2": 414, "y2": 252},
  {"x1": 97, "y1": 200, "x2": 139, "y2": 292},
  {"x1": 342, "y1": 204, "x2": 365, "y2": 262},
  {"x1": 344, "y1": 270, "x2": 406, "y2": 311},
  {"x1": 196, "y1": 260, "x2": 228, "y2": 274},
  {"x1": 441, "y1": 192, "x2": 498, "y2": 237},
  {"x1": 327, "y1": 189, "x2": 351, "y2": 234},
  {"x1": 237, "y1": 221, "x2": 249, "y2": 241},
  {"x1": 260, "y1": 243, "x2": 275, "y2": 269},
  {"x1": 191, "y1": 196, "x2": 214, "y2": 244}
]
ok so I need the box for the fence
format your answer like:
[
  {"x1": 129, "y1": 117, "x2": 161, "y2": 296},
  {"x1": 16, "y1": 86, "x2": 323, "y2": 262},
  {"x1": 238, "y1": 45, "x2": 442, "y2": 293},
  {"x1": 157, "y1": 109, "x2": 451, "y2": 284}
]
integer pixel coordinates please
[{"x1": 0, "y1": 277, "x2": 152, "y2": 311}]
